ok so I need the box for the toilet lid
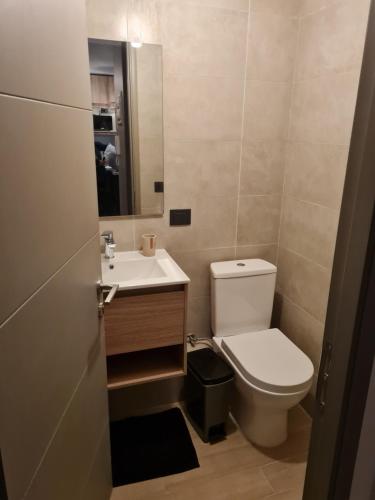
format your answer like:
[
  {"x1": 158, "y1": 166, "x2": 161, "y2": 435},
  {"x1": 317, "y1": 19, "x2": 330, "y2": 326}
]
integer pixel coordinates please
[{"x1": 221, "y1": 329, "x2": 314, "y2": 394}]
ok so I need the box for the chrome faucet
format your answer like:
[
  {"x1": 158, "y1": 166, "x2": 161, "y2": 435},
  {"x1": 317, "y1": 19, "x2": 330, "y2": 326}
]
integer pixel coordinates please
[{"x1": 101, "y1": 231, "x2": 116, "y2": 259}]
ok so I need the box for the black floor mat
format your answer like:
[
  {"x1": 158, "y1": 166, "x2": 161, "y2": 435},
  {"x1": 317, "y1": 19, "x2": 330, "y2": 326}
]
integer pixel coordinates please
[{"x1": 110, "y1": 407, "x2": 200, "y2": 486}]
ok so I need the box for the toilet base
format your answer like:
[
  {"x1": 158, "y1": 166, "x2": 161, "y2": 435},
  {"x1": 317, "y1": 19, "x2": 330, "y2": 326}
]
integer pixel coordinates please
[
  {"x1": 231, "y1": 404, "x2": 288, "y2": 447},
  {"x1": 228, "y1": 354, "x2": 308, "y2": 448},
  {"x1": 230, "y1": 372, "x2": 308, "y2": 448},
  {"x1": 214, "y1": 336, "x2": 311, "y2": 448}
]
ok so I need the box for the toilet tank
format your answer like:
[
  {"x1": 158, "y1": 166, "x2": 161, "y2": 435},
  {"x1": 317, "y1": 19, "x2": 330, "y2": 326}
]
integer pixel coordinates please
[{"x1": 210, "y1": 259, "x2": 277, "y2": 337}]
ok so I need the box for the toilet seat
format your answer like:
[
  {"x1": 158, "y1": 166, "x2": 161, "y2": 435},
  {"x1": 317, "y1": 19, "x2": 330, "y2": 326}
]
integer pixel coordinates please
[{"x1": 221, "y1": 329, "x2": 314, "y2": 394}]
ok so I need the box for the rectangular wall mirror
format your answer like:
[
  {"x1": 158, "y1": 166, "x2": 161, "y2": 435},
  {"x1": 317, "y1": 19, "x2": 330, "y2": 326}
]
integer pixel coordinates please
[{"x1": 88, "y1": 38, "x2": 164, "y2": 218}]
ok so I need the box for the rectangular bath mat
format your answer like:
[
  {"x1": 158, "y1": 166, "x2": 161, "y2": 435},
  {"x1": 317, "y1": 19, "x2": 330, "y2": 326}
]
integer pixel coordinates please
[{"x1": 110, "y1": 407, "x2": 199, "y2": 486}]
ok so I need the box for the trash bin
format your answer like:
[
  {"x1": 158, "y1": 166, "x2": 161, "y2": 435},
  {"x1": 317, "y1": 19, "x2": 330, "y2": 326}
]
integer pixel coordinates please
[{"x1": 185, "y1": 348, "x2": 234, "y2": 442}]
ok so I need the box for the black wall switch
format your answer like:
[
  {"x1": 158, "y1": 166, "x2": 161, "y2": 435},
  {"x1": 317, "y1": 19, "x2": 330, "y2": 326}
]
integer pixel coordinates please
[
  {"x1": 154, "y1": 181, "x2": 164, "y2": 193},
  {"x1": 170, "y1": 209, "x2": 191, "y2": 226}
]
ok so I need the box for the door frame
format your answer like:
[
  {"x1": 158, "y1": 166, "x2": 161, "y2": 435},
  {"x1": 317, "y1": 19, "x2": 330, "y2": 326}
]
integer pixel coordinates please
[
  {"x1": 0, "y1": 451, "x2": 7, "y2": 500},
  {"x1": 303, "y1": 0, "x2": 375, "y2": 498},
  {"x1": 335, "y1": 213, "x2": 375, "y2": 498}
]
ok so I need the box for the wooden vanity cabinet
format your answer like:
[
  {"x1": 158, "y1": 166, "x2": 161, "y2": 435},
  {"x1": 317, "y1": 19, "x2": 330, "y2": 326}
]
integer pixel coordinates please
[
  {"x1": 104, "y1": 284, "x2": 188, "y2": 389},
  {"x1": 105, "y1": 286, "x2": 185, "y2": 355}
]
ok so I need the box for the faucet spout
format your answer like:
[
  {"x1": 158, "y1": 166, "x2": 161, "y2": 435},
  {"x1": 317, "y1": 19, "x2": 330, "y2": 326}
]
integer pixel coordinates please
[{"x1": 101, "y1": 231, "x2": 116, "y2": 259}]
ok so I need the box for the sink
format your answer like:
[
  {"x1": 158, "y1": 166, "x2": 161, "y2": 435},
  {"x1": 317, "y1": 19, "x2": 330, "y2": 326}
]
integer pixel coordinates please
[
  {"x1": 101, "y1": 249, "x2": 190, "y2": 291},
  {"x1": 105, "y1": 259, "x2": 167, "y2": 282}
]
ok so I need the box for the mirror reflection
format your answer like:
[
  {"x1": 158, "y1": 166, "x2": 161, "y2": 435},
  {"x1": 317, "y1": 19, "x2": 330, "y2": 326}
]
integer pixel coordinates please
[{"x1": 88, "y1": 39, "x2": 164, "y2": 218}]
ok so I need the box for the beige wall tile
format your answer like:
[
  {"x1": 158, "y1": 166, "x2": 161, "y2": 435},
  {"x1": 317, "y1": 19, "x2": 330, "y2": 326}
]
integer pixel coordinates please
[
  {"x1": 237, "y1": 195, "x2": 281, "y2": 245},
  {"x1": 0, "y1": 0, "x2": 91, "y2": 108},
  {"x1": 236, "y1": 244, "x2": 278, "y2": 264},
  {"x1": 296, "y1": 0, "x2": 369, "y2": 80},
  {"x1": 299, "y1": 0, "x2": 331, "y2": 17},
  {"x1": 99, "y1": 219, "x2": 135, "y2": 251},
  {"x1": 300, "y1": 0, "x2": 370, "y2": 18},
  {"x1": 86, "y1": 0, "x2": 128, "y2": 40},
  {"x1": 128, "y1": 0, "x2": 161, "y2": 44},
  {"x1": 165, "y1": 140, "x2": 241, "y2": 205},
  {"x1": 170, "y1": 247, "x2": 236, "y2": 298},
  {"x1": 0, "y1": 238, "x2": 101, "y2": 500},
  {"x1": 182, "y1": 0, "x2": 249, "y2": 11},
  {"x1": 273, "y1": 0, "x2": 370, "y2": 404},
  {"x1": 284, "y1": 142, "x2": 348, "y2": 209},
  {"x1": 299, "y1": 0, "x2": 370, "y2": 18},
  {"x1": 187, "y1": 296, "x2": 211, "y2": 337},
  {"x1": 134, "y1": 196, "x2": 237, "y2": 252},
  {"x1": 0, "y1": 96, "x2": 98, "y2": 324},
  {"x1": 161, "y1": 1, "x2": 248, "y2": 79},
  {"x1": 240, "y1": 141, "x2": 286, "y2": 195},
  {"x1": 251, "y1": 0, "x2": 301, "y2": 17},
  {"x1": 277, "y1": 248, "x2": 331, "y2": 322},
  {"x1": 243, "y1": 81, "x2": 291, "y2": 141},
  {"x1": 164, "y1": 76, "x2": 244, "y2": 141},
  {"x1": 247, "y1": 12, "x2": 298, "y2": 82},
  {"x1": 289, "y1": 71, "x2": 360, "y2": 145},
  {"x1": 192, "y1": 196, "x2": 238, "y2": 249},
  {"x1": 134, "y1": 216, "x2": 193, "y2": 252},
  {"x1": 277, "y1": 294, "x2": 324, "y2": 370},
  {"x1": 280, "y1": 196, "x2": 339, "y2": 269}
]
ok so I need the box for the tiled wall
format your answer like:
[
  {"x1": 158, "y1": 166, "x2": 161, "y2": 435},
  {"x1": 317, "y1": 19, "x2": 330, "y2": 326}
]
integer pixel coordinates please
[
  {"x1": 88, "y1": 0, "x2": 297, "y2": 336},
  {"x1": 89, "y1": 0, "x2": 248, "y2": 336},
  {"x1": 276, "y1": 0, "x2": 370, "y2": 397},
  {"x1": 87, "y1": 0, "x2": 370, "y2": 390},
  {"x1": 238, "y1": 0, "x2": 299, "y2": 261}
]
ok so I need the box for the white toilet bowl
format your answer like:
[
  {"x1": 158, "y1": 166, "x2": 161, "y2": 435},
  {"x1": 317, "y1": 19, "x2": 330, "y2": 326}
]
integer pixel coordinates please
[
  {"x1": 210, "y1": 258, "x2": 314, "y2": 447},
  {"x1": 213, "y1": 329, "x2": 313, "y2": 447}
]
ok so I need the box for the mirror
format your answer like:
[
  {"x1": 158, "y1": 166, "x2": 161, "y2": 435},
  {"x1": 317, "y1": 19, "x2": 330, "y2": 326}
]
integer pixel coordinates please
[{"x1": 88, "y1": 39, "x2": 164, "y2": 218}]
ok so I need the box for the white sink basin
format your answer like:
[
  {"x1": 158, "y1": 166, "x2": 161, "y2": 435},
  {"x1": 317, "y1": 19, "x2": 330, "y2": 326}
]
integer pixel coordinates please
[{"x1": 101, "y1": 249, "x2": 190, "y2": 291}]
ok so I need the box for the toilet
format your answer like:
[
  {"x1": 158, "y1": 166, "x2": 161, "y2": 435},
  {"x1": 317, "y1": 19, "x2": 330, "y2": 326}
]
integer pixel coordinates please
[{"x1": 210, "y1": 259, "x2": 313, "y2": 447}]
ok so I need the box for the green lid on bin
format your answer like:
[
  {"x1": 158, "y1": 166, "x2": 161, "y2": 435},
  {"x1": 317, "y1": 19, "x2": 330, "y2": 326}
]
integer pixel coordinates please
[{"x1": 188, "y1": 348, "x2": 234, "y2": 385}]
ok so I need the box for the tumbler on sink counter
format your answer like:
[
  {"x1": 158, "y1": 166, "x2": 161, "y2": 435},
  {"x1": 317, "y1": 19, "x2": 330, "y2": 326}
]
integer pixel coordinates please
[{"x1": 141, "y1": 234, "x2": 157, "y2": 257}]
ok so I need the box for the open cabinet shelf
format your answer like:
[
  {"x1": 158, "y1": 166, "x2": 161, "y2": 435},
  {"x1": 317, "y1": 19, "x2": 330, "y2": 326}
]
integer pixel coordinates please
[{"x1": 106, "y1": 344, "x2": 186, "y2": 390}]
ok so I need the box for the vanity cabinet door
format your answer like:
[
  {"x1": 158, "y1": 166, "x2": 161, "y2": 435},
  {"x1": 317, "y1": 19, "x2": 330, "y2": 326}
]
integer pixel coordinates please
[{"x1": 104, "y1": 288, "x2": 185, "y2": 355}]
